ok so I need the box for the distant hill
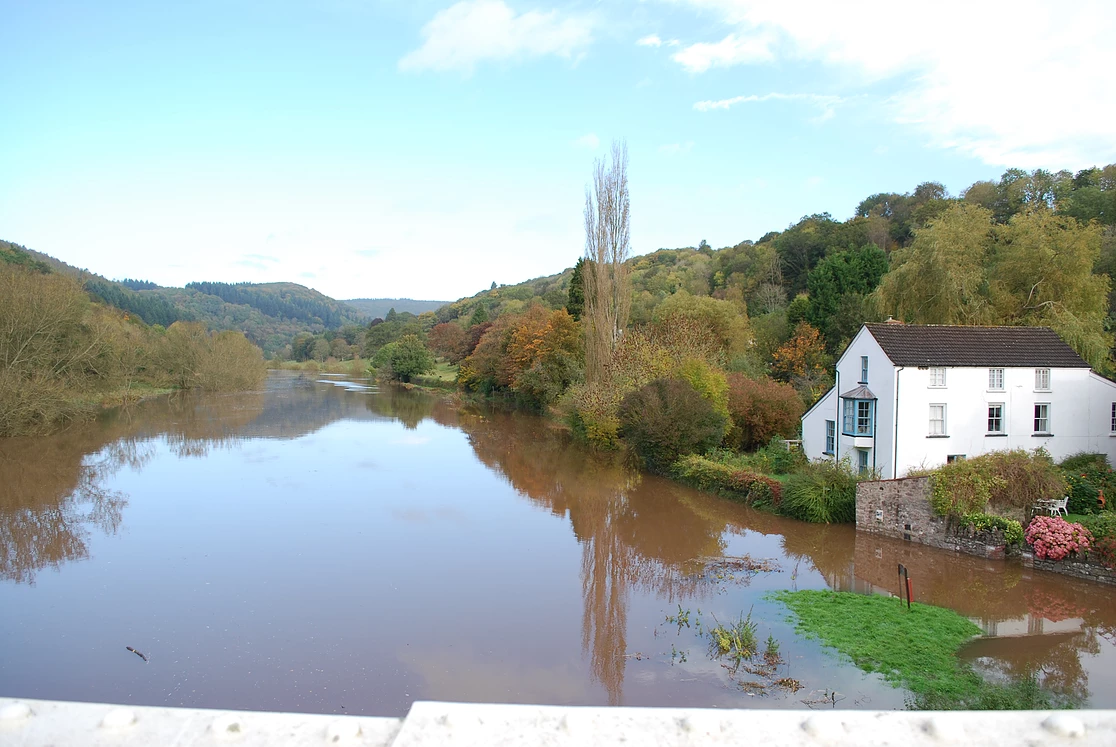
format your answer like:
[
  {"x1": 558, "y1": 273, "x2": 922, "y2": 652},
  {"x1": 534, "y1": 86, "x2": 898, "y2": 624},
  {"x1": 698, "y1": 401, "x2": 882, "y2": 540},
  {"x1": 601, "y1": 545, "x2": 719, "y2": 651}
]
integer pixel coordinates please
[
  {"x1": 343, "y1": 298, "x2": 449, "y2": 319},
  {"x1": 1, "y1": 240, "x2": 367, "y2": 355}
]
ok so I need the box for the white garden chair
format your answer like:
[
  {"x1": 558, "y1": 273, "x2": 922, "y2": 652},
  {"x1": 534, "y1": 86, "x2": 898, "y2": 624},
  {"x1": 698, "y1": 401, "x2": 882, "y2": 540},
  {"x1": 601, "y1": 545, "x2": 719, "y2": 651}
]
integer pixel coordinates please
[{"x1": 1048, "y1": 497, "x2": 1069, "y2": 517}]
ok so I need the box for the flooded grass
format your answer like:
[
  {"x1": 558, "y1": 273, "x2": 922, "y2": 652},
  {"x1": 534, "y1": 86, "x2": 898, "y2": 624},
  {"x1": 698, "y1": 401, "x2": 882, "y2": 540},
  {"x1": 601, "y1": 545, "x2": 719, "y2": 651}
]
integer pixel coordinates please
[{"x1": 771, "y1": 590, "x2": 1071, "y2": 710}]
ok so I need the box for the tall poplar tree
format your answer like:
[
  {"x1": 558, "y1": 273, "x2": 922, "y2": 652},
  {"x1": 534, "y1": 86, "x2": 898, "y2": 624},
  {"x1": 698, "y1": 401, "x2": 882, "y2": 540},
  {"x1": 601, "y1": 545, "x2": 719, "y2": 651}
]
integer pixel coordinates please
[{"x1": 583, "y1": 140, "x2": 632, "y2": 384}]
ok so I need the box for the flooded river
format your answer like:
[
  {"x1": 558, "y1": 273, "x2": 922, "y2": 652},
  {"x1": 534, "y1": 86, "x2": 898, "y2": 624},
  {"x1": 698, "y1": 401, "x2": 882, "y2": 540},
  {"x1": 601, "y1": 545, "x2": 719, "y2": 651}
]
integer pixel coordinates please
[{"x1": 2, "y1": 372, "x2": 1115, "y2": 716}]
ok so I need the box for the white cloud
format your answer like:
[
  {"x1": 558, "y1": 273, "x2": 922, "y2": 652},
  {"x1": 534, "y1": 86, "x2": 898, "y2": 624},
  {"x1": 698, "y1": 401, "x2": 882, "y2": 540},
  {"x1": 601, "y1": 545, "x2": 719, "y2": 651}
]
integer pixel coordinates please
[
  {"x1": 671, "y1": 31, "x2": 774, "y2": 71},
  {"x1": 399, "y1": 0, "x2": 593, "y2": 75},
  {"x1": 574, "y1": 133, "x2": 600, "y2": 149},
  {"x1": 693, "y1": 92, "x2": 843, "y2": 123},
  {"x1": 666, "y1": 0, "x2": 1116, "y2": 168},
  {"x1": 658, "y1": 141, "x2": 694, "y2": 155},
  {"x1": 637, "y1": 34, "x2": 662, "y2": 47}
]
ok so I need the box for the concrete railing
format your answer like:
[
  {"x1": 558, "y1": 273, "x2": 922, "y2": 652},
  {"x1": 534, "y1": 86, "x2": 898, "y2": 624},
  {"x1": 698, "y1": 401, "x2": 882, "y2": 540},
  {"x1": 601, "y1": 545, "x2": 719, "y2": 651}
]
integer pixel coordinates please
[{"x1": 2, "y1": 697, "x2": 1114, "y2": 745}]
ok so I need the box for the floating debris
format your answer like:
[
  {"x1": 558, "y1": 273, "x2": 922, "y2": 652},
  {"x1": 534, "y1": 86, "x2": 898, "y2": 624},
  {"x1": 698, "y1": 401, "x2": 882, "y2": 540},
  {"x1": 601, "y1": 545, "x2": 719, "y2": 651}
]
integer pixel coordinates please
[{"x1": 126, "y1": 646, "x2": 148, "y2": 662}]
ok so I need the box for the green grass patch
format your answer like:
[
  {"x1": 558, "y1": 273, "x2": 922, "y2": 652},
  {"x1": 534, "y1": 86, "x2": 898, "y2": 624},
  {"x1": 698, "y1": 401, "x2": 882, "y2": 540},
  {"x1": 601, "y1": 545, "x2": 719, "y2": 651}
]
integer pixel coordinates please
[{"x1": 770, "y1": 590, "x2": 1062, "y2": 709}]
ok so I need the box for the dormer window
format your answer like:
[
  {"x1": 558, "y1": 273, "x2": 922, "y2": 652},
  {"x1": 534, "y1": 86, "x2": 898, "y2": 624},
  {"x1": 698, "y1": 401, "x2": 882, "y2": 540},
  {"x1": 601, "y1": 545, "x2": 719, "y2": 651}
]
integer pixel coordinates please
[{"x1": 860, "y1": 356, "x2": 868, "y2": 384}]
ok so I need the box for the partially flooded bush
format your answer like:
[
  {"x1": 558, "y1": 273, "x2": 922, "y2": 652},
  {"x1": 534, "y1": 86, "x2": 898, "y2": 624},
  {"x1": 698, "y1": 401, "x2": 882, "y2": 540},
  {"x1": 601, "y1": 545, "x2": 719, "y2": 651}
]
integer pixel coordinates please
[
  {"x1": 781, "y1": 459, "x2": 858, "y2": 524},
  {"x1": 671, "y1": 454, "x2": 782, "y2": 507},
  {"x1": 618, "y1": 378, "x2": 726, "y2": 473}
]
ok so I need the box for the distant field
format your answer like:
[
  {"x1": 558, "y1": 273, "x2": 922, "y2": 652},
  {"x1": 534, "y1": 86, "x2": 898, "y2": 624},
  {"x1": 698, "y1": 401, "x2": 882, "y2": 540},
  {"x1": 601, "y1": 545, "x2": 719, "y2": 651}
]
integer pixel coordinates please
[{"x1": 343, "y1": 298, "x2": 449, "y2": 318}]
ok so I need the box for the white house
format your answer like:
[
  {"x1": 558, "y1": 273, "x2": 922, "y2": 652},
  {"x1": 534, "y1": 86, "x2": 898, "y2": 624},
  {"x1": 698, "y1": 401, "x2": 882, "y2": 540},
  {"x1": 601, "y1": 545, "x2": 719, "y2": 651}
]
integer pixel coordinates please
[{"x1": 801, "y1": 323, "x2": 1116, "y2": 477}]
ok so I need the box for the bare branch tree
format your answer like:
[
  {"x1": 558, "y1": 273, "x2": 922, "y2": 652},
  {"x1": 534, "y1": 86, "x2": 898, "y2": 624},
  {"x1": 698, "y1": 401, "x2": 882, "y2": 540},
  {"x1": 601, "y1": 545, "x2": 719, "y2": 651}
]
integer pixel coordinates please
[{"x1": 584, "y1": 140, "x2": 632, "y2": 384}]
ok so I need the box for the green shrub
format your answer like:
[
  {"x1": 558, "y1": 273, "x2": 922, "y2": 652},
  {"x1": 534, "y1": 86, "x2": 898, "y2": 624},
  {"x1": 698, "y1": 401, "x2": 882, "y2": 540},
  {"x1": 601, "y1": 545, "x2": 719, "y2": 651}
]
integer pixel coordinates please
[
  {"x1": 1060, "y1": 452, "x2": 1113, "y2": 515},
  {"x1": 1078, "y1": 513, "x2": 1116, "y2": 542},
  {"x1": 618, "y1": 378, "x2": 727, "y2": 472},
  {"x1": 1060, "y1": 452, "x2": 1111, "y2": 473},
  {"x1": 929, "y1": 449, "x2": 1065, "y2": 518},
  {"x1": 373, "y1": 334, "x2": 435, "y2": 382},
  {"x1": 671, "y1": 454, "x2": 782, "y2": 507},
  {"x1": 780, "y1": 459, "x2": 858, "y2": 524},
  {"x1": 930, "y1": 466, "x2": 1004, "y2": 516},
  {"x1": 960, "y1": 513, "x2": 1024, "y2": 546}
]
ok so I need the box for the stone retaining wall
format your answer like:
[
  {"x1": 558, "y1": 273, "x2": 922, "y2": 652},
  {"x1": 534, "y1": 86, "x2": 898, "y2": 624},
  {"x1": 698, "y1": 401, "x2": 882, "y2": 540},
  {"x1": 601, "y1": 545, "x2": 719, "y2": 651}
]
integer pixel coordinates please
[
  {"x1": 856, "y1": 477, "x2": 1116, "y2": 586},
  {"x1": 1027, "y1": 553, "x2": 1116, "y2": 586},
  {"x1": 854, "y1": 477, "x2": 1009, "y2": 559}
]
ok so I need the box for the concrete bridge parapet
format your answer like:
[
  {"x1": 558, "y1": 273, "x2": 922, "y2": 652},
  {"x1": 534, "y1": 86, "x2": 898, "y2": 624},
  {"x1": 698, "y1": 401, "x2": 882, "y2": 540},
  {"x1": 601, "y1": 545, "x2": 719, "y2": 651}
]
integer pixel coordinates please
[{"x1": 3, "y1": 697, "x2": 1116, "y2": 746}]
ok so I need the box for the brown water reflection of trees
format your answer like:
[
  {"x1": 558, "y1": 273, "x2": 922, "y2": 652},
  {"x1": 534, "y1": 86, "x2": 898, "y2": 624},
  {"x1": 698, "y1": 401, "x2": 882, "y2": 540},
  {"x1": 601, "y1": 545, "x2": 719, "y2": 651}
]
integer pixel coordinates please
[
  {"x1": 458, "y1": 409, "x2": 735, "y2": 704},
  {"x1": 0, "y1": 391, "x2": 267, "y2": 584}
]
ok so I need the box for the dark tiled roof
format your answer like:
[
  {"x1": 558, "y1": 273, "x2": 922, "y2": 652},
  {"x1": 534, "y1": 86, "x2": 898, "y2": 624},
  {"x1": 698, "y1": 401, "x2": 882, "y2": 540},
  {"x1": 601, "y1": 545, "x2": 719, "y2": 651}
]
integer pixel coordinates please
[{"x1": 863, "y1": 324, "x2": 1088, "y2": 368}]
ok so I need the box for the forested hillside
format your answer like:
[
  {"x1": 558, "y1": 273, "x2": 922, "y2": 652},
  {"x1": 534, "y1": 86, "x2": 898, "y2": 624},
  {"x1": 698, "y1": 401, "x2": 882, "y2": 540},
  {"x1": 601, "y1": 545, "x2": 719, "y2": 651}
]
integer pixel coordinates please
[
  {"x1": 0, "y1": 242, "x2": 366, "y2": 356},
  {"x1": 433, "y1": 164, "x2": 1116, "y2": 372},
  {"x1": 344, "y1": 298, "x2": 449, "y2": 318}
]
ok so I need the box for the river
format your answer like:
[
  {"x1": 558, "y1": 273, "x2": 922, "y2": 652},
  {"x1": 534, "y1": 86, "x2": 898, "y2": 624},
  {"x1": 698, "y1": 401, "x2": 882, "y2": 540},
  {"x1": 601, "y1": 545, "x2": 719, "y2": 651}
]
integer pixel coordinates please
[{"x1": 1, "y1": 371, "x2": 1114, "y2": 716}]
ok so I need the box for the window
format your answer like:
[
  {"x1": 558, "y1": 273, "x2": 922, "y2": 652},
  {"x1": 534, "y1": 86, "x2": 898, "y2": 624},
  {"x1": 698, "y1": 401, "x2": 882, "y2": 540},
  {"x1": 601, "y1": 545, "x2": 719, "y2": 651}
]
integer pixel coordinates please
[
  {"x1": 860, "y1": 356, "x2": 869, "y2": 383},
  {"x1": 947, "y1": 454, "x2": 966, "y2": 464},
  {"x1": 857, "y1": 401, "x2": 873, "y2": 436},
  {"x1": 857, "y1": 449, "x2": 869, "y2": 475},
  {"x1": 929, "y1": 368, "x2": 946, "y2": 387},
  {"x1": 1111, "y1": 403, "x2": 1116, "y2": 433},
  {"x1": 989, "y1": 368, "x2": 1004, "y2": 390},
  {"x1": 1035, "y1": 368, "x2": 1051, "y2": 390},
  {"x1": 1034, "y1": 403, "x2": 1050, "y2": 433},
  {"x1": 842, "y1": 399, "x2": 873, "y2": 436},
  {"x1": 825, "y1": 420, "x2": 835, "y2": 454},
  {"x1": 929, "y1": 404, "x2": 946, "y2": 435},
  {"x1": 987, "y1": 404, "x2": 1004, "y2": 433}
]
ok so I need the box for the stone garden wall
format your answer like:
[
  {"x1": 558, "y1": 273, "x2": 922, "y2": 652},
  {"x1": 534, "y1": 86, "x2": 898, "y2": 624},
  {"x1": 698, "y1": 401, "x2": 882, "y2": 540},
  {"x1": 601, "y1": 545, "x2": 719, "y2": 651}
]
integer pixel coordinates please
[
  {"x1": 856, "y1": 477, "x2": 1116, "y2": 585},
  {"x1": 854, "y1": 477, "x2": 1010, "y2": 559}
]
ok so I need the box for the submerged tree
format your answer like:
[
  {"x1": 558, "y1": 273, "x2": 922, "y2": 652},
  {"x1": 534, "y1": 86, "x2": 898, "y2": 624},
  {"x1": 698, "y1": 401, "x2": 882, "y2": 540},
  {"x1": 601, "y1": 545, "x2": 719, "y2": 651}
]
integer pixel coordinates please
[{"x1": 584, "y1": 140, "x2": 632, "y2": 384}]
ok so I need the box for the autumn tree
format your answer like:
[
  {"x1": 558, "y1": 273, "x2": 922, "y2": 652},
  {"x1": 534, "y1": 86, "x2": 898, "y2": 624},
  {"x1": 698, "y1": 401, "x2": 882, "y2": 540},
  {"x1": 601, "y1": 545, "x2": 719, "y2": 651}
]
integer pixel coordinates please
[
  {"x1": 724, "y1": 373, "x2": 805, "y2": 451},
  {"x1": 584, "y1": 140, "x2": 632, "y2": 383},
  {"x1": 428, "y1": 322, "x2": 467, "y2": 363},
  {"x1": 651, "y1": 290, "x2": 750, "y2": 359},
  {"x1": 771, "y1": 322, "x2": 832, "y2": 403}
]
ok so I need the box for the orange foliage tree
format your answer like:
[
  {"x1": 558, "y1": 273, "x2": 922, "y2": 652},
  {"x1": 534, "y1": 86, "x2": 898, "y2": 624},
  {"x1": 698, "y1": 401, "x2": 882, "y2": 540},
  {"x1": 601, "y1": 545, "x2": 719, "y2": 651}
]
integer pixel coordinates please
[
  {"x1": 724, "y1": 373, "x2": 804, "y2": 451},
  {"x1": 428, "y1": 322, "x2": 467, "y2": 363},
  {"x1": 459, "y1": 305, "x2": 583, "y2": 408}
]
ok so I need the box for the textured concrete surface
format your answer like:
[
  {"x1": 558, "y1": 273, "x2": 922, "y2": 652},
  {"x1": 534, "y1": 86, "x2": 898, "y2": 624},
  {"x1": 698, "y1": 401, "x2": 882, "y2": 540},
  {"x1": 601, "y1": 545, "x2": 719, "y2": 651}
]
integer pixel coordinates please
[{"x1": 3, "y1": 697, "x2": 1116, "y2": 746}]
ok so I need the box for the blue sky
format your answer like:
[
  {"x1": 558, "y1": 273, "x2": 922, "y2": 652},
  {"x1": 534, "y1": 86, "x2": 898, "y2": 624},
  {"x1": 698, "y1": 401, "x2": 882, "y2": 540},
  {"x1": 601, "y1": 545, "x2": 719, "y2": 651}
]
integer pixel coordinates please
[{"x1": 3, "y1": 0, "x2": 1113, "y2": 301}]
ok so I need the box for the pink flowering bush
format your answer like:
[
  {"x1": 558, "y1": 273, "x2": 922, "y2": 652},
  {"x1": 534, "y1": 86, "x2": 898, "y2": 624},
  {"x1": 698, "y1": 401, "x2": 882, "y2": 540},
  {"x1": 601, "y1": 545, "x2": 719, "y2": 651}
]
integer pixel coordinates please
[{"x1": 1025, "y1": 516, "x2": 1094, "y2": 560}]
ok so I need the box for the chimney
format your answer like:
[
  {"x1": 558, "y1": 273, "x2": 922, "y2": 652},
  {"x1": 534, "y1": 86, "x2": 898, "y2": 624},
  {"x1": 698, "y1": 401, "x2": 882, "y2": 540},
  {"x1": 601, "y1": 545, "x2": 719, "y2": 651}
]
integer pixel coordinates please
[{"x1": 885, "y1": 316, "x2": 903, "y2": 325}]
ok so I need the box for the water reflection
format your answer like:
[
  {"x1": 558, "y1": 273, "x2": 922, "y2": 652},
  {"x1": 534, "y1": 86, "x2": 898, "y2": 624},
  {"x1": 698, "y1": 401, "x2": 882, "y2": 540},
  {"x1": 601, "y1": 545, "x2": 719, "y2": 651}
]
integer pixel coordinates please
[
  {"x1": 3, "y1": 374, "x2": 1116, "y2": 710},
  {"x1": 0, "y1": 435, "x2": 132, "y2": 583}
]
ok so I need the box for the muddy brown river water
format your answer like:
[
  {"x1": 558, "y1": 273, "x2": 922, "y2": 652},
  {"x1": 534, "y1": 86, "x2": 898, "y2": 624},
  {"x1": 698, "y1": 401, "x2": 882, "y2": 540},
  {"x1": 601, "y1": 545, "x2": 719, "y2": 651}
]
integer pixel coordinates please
[{"x1": 1, "y1": 372, "x2": 1115, "y2": 716}]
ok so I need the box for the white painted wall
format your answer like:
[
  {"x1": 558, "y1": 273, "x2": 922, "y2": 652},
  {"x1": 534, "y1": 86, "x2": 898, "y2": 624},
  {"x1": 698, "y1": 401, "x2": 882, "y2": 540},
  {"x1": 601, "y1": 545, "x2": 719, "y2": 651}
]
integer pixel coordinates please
[
  {"x1": 801, "y1": 386, "x2": 835, "y2": 461},
  {"x1": 802, "y1": 326, "x2": 1116, "y2": 478},
  {"x1": 802, "y1": 327, "x2": 895, "y2": 477},
  {"x1": 891, "y1": 366, "x2": 1116, "y2": 476}
]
